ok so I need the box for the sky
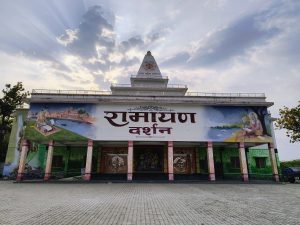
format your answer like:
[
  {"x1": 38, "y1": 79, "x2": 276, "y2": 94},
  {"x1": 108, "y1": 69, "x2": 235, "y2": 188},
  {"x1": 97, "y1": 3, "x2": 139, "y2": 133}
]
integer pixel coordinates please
[{"x1": 0, "y1": 0, "x2": 299, "y2": 160}]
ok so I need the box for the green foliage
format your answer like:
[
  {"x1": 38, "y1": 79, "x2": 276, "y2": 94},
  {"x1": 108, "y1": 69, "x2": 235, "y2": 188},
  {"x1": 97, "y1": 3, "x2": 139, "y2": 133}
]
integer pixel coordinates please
[
  {"x1": 0, "y1": 82, "x2": 29, "y2": 161},
  {"x1": 280, "y1": 159, "x2": 300, "y2": 169},
  {"x1": 276, "y1": 101, "x2": 300, "y2": 143}
]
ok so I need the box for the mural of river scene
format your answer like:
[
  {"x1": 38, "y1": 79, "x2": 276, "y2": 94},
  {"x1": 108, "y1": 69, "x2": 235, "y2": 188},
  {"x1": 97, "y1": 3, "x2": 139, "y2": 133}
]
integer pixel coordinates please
[
  {"x1": 25, "y1": 103, "x2": 97, "y2": 141},
  {"x1": 204, "y1": 106, "x2": 273, "y2": 142}
]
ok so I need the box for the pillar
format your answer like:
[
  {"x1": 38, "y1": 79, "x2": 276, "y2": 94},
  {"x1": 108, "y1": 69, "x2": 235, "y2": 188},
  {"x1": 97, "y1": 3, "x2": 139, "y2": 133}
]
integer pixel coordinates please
[
  {"x1": 268, "y1": 143, "x2": 279, "y2": 182},
  {"x1": 238, "y1": 142, "x2": 249, "y2": 182},
  {"x1": 195, "y1": 148, "x2": 200, "y2": 173},
  {"x1": 127, "y1": 141, "x2": 133, "y2": 181},
  {"x1": 16, "y1": 139, "x2": 29, "y2": 181},
  {"x1": 44, "y1": 140, "x2": 54, "y2": 181},
  {"x1": 168, "y1": 141, "x2": 174, "y2": 181},
  {"x1": 84, "y1": 139, "x2": 93, "y2": 181},
  {"x1": 207, "y1": 141, "x2": 215, "y2": 181}
]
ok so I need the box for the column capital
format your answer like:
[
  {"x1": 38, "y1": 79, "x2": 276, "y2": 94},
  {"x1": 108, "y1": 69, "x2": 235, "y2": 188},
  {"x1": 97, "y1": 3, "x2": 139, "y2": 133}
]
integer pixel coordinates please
[
  {"x1": 48, "y1": 140, "x2": 54, "y2": 146},
  {"x1": 268, "y1": 142, "x2": 274, "y2": 148},
  {"x1": 207, "y1": 141, "x2": 213, "y2": 148},
  {"x1": 21, "y1": 139, "x2": 29, "y2": 147},
  {"x1": 128, "y1": 140, "x2": 133, "y2": 147},
  {"x1": 88, "y1": 139, "x2": 93, "y2": 147},
  {"x1": 168, "y1": 141, "x2": 173, "y2": 147},
  {"x1": 239, "y1": 142, "x2": 245, "y2": 148}
]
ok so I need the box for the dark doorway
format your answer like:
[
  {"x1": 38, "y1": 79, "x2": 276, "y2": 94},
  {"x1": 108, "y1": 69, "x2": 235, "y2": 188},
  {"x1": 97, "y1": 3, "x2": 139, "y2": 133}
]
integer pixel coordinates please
[
  {"x1": 133, "y1": 145, "x2": 167, "y2": 180},
  {"x1": 134, "y1": 146, "x2": 164, "y2": 172}
]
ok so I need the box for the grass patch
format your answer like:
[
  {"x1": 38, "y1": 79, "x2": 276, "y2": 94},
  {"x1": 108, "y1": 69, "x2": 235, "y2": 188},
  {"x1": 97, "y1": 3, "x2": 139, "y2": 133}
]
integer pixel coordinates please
[{"x1": 25, "y1": 120, "x2": 87, "y2": 142}]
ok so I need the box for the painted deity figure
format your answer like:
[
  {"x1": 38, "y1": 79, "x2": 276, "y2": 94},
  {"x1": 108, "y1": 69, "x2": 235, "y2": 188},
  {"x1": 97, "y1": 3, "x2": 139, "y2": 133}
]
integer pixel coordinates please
[
  {"x1": 35, "y1": 109, "x2": 54, "y2": 134},
  {"x1": 36, "y1": 110, "x2": 47, "y2": 125},
  {"x1": 242, "y1": 112, "x2": 263, "y2": 136}
]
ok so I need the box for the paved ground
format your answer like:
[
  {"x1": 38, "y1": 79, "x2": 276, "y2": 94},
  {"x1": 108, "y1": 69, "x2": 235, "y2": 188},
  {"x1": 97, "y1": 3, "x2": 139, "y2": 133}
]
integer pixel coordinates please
[{"x1": 0, "y1": 181, "x2": 299, "y2": 225}]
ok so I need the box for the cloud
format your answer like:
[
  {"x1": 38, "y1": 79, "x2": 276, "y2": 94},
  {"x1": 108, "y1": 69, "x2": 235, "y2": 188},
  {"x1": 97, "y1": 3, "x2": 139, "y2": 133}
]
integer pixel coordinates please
[
  {"x1": 55, "y1": 5, "x2": 173, "y2": 85},
  {"x1": 161, "y1": 52, "x2": 190, "y2": 67},
  {"x1": 162, "y1": 2, "x2": 298, "y2": 69},
  {"x1": 58, "y1": 5, "x2": 115, "y2": 59},
  {"x1": 120, "y1": 36, "x2": 144, "y2": 52},
  {"x1": 57, "y1": 29, "x2": 78, "y2": 46},
  {"x1": 188, "y1": 14, "x2": 280, "y2": 67}
]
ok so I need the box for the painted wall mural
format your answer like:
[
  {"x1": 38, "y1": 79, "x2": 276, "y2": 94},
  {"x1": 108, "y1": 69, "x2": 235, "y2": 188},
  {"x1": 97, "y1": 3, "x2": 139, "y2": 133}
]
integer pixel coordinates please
[
  {"x1": 205, "y1": 106, "x2": 273, "y2": 143},
  {"x1": 25, "y1": 103, "x2": 95, "y2": 142},
  {"x1": 2, "y1": 110, "x2": 46, "y2": 178},
  {"x1": 24, "y1": 103, "x2": 273, "y2": 143}
]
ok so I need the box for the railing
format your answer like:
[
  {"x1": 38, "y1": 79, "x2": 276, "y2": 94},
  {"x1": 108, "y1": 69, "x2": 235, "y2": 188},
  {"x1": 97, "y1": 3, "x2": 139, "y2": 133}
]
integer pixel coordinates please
[
  {"x1": 110, "y1": 83, "x2": 187, "y2": 88},
  {"x1": 32, "y1": 89, "x2": 111, "y2": 95},
  {"x1": 131, "y1": 75, "x2": 168, "y2": 79},
  {"x1": 31, "y1": 89, "x2": 265, "y2": 98},
  {"x1": 110, "y1": 84, "x2": 131, "y2": 87},
  {"x1": 169, "y1": 84, "x2": 187, "y2": 88},
  {"x1": 186, "y1": 92, "x2": 265, "y2": 98}
]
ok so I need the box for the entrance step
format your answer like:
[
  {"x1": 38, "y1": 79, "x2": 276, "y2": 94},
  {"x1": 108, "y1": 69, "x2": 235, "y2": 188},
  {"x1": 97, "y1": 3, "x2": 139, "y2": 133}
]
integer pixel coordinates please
[
  {"x1": 174, "y1": 174, "x2": 209, "y2": 180},
  {"x1": 92, "y1": 173, "x2": 127, "y2": 180},
  {"x1": 133, "y1": 173, "x2": 168, "y2": 180}
]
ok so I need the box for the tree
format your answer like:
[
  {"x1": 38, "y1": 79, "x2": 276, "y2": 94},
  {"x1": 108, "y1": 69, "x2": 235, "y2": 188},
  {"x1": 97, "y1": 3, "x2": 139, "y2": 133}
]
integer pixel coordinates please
[
  {"x1": 0, "y1": 82, "x2": 29, "y2": 161},
  {"x1": 276, "y1": 101, "x2": 300, "y2": 143}
]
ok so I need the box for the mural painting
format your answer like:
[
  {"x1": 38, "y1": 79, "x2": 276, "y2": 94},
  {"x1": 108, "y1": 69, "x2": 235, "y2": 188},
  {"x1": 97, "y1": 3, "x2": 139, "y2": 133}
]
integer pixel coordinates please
[
  {"x1": 26, "y1": 103, "x2": 96, "y2": 141},
  {"x1": 3, "y1": 110, "x2": 45, "y2": 178},
  {"x1": 24, "y1": 104, "x2": 273, "y2": 143},
  {"x1": 205, "y1": 106, "x2": 273, "y2": 143}
]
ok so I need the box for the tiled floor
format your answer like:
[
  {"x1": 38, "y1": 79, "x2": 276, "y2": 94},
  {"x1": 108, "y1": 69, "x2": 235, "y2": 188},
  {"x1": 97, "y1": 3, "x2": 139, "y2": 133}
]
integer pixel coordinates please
[{"x1": 0, "y1": 181, "x2": 299, "y2": 225}]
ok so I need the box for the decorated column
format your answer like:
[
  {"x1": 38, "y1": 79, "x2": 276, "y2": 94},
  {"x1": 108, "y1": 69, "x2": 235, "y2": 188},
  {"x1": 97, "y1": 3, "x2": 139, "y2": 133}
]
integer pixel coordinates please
[
  {"x1": 268, "y1": 143, "x2": 279, "y2": 182},
  {"x1": 84, "y1": 139, "x2": 93, "y2": 181},
  {"x1": 207, "y1": 141, "x2": 215, "y2": 181},
  {"x1": 238, "y1": 142, "x2": 249, "y2": 182},
  {"x1": 168, "y1": 141, "x2": 174, "y2": 181},
  {"x1": 127, "y1": 141, "x2": 133, "y2": 181},
  {"x1": 44, "y1": 140, "x2": 54, "y2": 181},
  {"x1": 16, "y1": 139, "x2": 29, "y2": 181}
]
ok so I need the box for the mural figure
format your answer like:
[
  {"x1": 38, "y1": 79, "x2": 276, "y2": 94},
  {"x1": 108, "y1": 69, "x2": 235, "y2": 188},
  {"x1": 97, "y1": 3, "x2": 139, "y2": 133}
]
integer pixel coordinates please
[
  {"x1": 35, "y1": 109, "x2": 59, "y2": 135},
  {"x1": 208, "y1": 107, "x2": 273, "y2": 142},
  {"x1": 242, "y1": 112, "x2": 263, "y2": 137}
]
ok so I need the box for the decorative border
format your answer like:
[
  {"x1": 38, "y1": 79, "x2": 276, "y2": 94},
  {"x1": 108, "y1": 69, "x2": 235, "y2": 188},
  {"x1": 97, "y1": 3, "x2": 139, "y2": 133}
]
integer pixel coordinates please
[{"x1": 128, "y1": 105, "x2": 174, "y2": 112}]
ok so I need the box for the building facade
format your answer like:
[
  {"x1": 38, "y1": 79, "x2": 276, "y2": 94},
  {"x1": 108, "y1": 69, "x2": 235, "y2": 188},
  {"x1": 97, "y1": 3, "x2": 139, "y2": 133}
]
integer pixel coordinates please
[{"x1": 3, "y1": 51, "x2": 280, "y2": 182}]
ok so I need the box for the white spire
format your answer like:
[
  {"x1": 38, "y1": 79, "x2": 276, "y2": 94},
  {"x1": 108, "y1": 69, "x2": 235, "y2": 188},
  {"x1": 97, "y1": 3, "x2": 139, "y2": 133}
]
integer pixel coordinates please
[{"x1": 137, "y1": 51, "x2": 162, "y2": 77}]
